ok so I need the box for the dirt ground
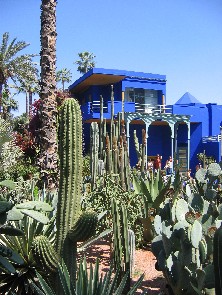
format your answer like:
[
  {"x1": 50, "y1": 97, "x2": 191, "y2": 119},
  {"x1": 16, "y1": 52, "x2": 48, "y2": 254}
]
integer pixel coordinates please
[{"x1": 77, "y1": 239, "x2": 167, "y2": 295}]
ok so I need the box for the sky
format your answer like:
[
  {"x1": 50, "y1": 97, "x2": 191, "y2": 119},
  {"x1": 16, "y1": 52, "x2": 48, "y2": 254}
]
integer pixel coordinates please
[{"x1": 1, "y1": 0, "x2": 222, "y2": 115}]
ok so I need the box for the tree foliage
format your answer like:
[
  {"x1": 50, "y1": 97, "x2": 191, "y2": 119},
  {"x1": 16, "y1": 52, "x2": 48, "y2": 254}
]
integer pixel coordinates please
[
  {"x1": 56, "y1": 68, "x2": 72, "y2": 91},
  {"x1": 74, "y1": 51, "x2": 96, "y2": 74},
  {"x1": 0, "y1": 32, "x2": 38, "y2": 112}
]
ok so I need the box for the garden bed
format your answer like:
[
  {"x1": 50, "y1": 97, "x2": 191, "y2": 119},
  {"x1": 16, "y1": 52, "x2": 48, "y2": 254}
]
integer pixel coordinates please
[{"x1": 77, "y1": 239, "x2": 166, "y2": 295}]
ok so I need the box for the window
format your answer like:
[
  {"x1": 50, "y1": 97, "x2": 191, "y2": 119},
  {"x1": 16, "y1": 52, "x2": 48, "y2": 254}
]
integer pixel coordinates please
[{"x1": 125, "y1": 88, "x2": 159, "y2": 111}]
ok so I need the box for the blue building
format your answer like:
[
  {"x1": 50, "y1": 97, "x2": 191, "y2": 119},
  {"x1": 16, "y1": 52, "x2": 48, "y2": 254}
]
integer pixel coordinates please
[{"x1": 69, "y1": 68, "x2": 222, "y2": 174}]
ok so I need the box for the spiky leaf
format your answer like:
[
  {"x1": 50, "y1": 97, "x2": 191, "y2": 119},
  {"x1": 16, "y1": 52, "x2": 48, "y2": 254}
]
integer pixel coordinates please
[
  {"x1": 0, "y1": 180, "x2": 15, "y2": 190},
  {"x1": 20, "y1": 209, "x2": 49, "y2": 224}
]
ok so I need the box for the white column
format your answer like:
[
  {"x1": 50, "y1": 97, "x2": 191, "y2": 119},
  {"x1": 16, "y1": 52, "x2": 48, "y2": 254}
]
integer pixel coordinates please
[
  {"x1": 187, "y1": 122, "x2": 191, "y2": 170},
  {"x1": 145, "y1": 122, "x2": 150, "y2": 169},
  {"x1": 169, "y1": 123, "x2": 175, "y2": 171}
]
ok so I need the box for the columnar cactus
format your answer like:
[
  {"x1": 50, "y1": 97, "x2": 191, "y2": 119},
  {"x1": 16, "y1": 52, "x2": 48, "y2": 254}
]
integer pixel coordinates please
[
  {"x1": 56, "y1": 98, "x2": 98, "y2": 287},
  {"x1": 111, "y1": 198, "x2": 135, "y2": 293},
  {"x1": 133, "y1": 130, "x2": 142, "y2": 168},
  {"x1": 32, "y1": 235, "x2": 59, "y2": 272},
  {"x1": 89, "y1": 86, "x2": 131, "y2": 190},
  {"x1": 133, "y1": 129, "x2": 146, "y2": 173},
  {"x1": 90, "y1": 122, "x2": 99, "y2": 189},
  {"x1": 56, "y1": 98, "x2": 83, "y2": 253}
]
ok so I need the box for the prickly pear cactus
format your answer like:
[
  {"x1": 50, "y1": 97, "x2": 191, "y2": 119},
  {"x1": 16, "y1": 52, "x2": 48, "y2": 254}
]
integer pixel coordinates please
[
  {"x1": 151, "y1": 161, "x2": 222, "y2": 295},
  {"x1": 213, "y1": 226, "x2": 222, "y2": 295}
]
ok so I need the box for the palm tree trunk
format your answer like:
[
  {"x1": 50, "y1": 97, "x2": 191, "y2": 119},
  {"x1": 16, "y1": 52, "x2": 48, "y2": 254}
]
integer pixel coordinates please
[
  {"x1": 26, "y1": 92, "x2": 28, "y2": 116},
  {"x1": 28, "y1": 90, "x2": 32, "y2": 117},
  {"x1": 39, "y1": 0, "x2": 58, "y2": 189}
]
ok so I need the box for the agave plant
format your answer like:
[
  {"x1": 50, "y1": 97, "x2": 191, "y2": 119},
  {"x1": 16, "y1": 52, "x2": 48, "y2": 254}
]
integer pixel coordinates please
[
  {"x1": 0, "y1": 200, "x2": 56, "y2": 294},
  {"x1": 0, "y1": 198, "x2": 24, "y2": 274},
  {"x1": 32, "y1": 258, "x2": 146, "y2": 295},
  {"x1": 133, "y1": 169, "x2": 172, "y2": 243}
]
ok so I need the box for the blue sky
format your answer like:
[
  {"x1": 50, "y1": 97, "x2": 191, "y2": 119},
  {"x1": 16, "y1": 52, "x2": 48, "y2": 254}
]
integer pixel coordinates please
[{"x1": 1, "y1": 0, "x2": 222, "y2": 115}]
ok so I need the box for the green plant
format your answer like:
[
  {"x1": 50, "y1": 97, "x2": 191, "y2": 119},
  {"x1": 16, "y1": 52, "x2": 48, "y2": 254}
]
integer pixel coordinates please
[
  {"x1": 133, "y1": 169, "x2": 171, "y2": 243},
  {"x1": 0, "y1": 200, "x2": 56, "y2": 294},
  {"x1": 82, "y1": 175, "x2": 144, "y2": 247},
  {"x1": 133, "y1": 129, "x2": 146, "y2": 173},
  {"x1": 0, "y1": 117, "x2": 12, "y2": 153},
  {"x1": 56, "y1": 98, "x2": 99, "y2": 291},
  {"x1": 0, "y1": 198, "x2": 24, "y2": 274},
  {"x1": 33, "y1": 258, "x2": 145, "y2": 295},
  {"x1": 151, "y1": 162, "x2": 222, "y2": 294},
  {"x1": 90, "y1": 122, "x2": 99, "y2": 189},
  {"x1": 213, "y1": 226, "x2": 222, "y2": 295},
  {"x1": 112, "y1": 198, "x2": 135, "y2": 292}
]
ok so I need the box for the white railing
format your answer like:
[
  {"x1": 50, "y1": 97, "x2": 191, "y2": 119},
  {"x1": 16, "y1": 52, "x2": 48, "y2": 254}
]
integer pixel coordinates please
[{"x1": 135, "y1": 103, "x2": 172, "y2": 114}]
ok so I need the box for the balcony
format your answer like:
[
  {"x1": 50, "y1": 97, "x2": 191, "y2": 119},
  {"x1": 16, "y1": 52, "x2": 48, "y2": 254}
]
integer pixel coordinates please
[{"x1": 81, "y1": 101, "x2": 172, "y2": 121}]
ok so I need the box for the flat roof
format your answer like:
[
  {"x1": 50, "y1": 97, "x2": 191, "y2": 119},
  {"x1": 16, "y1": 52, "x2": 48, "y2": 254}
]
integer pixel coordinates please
[{"x1": 69, "y1": 68, "x2": 166, "y2": 93}]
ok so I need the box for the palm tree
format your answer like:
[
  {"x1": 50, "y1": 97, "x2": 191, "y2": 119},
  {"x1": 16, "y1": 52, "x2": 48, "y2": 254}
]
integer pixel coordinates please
[
  {"x1": 74, "y1": 51, "x2": 96, "y2": 74},
  {"x1": 56, "y1": 68, "x2": 72, "y2": 91},
  {"x1": 18, "y1": 75, "x2": 40, "y2": 117},
  {"x1": 38, "y1": 0, "x2": 58, "y2": 188},
  {"x1": 1, "y1": 84, "x2": 18, "y2": 119},
  {"x1": 0, "y1": 32, "x2": 37, "y2": 113}
]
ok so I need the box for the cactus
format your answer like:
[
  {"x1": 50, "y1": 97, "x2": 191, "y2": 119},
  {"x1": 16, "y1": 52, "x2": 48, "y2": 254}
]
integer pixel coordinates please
[
  {"x1": 90, "y1": 122, "x2": 99, "y2": 189},
  {"x1": 213, "y1": 226, "x2": 222, "y2": 295},
  {"x1": 88, "y1": 86, "x2": 131, "y2": 191},
  {"x1": 68, "y1": 211, "x2": 98, "y2": 242},
  {"x1": 32, "y1": 235, "x2": 59, "y2": 272},
  {"x1": 133, "y1": 129, "x2": 146, "y2": 173},
  {"x1": 56, "y1": 98, "x2": 98, "y2": 287},
  {"x1": 133, "y1": 130, "x2": 142, "y2": 168},
  {"x1": 150, "y1": 162, "x2": 222, "y2": 294},
  {"x1": 111, "y1": 198, "x2": 135, "y2": 292}
]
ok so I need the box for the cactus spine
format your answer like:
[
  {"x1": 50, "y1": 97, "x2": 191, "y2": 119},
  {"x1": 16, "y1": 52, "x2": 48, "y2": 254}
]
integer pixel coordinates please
[{"x1": 213, "y1": 226, "x2": 222, "y2": 295}]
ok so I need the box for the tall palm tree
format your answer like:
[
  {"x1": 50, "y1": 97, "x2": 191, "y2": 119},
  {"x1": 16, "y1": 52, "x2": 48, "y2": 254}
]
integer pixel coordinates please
[
  {"x1": 0, "y1": 32, "x2": 37, "y2": 113},
  {"x1": 39, "y1": 0, "x2": 58, "y2": 188},
  {"x1": 74, "y1": 51, "x2": 96, "y2": 74},
  {"x1": 56, "y1": 68, "x2": 72, "y2": 91}
]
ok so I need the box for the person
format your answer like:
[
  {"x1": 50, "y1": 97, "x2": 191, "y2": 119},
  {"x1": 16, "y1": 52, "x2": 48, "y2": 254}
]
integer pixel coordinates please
[
  {"x1": 165, "y1": 156, "x2": 173, "y2": 175},
  {"x1": 154, "y1": 154, "x2": 162, "y2": 172},
  {"x1": 147, "y1": 158, "x2": 154, "y2": 172}
]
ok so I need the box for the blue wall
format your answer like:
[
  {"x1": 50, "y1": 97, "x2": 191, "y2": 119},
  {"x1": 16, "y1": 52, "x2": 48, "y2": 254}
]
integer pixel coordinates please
[
  {"x1": 129, "y1": 123, "x2": 171, "y2": 167},
  {"x1": 172, "y1": 104, "x2": 209, "y2": 137},
  {"x1": 207, "y1": 103, "x2": 222, "y2": 136}
]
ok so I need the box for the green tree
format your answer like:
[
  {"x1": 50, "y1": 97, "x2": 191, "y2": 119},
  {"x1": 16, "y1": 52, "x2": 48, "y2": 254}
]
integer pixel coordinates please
[
  {"x1": 74, "y1": 51, "x2": 96, "y2": 74},
  {"x1": 1, "y1": 84, "x2": 18, "y2": 119},
  {"x1": 56, "y1": 68, "x2": 72, "y2": 91},
  {"x1": 17, "y1": 74, "x2": 40, "y2": 116},
  {"x1": 38, "y1": 0, "x2": 58, "y2": 189},
  {"x1": 0, "y1": 32, "x2": 37, "y2": 113}
]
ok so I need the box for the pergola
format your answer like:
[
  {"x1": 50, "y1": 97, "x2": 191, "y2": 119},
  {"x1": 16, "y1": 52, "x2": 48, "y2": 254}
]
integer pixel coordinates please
[{"x1": 124, "y1": 112, "x2": 191, "y2": 170}]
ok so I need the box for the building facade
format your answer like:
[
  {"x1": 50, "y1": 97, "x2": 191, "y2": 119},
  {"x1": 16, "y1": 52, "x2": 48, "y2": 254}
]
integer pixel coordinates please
[{"x1": 69, "y1": 68, "x2": 222, "y2": 174}]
